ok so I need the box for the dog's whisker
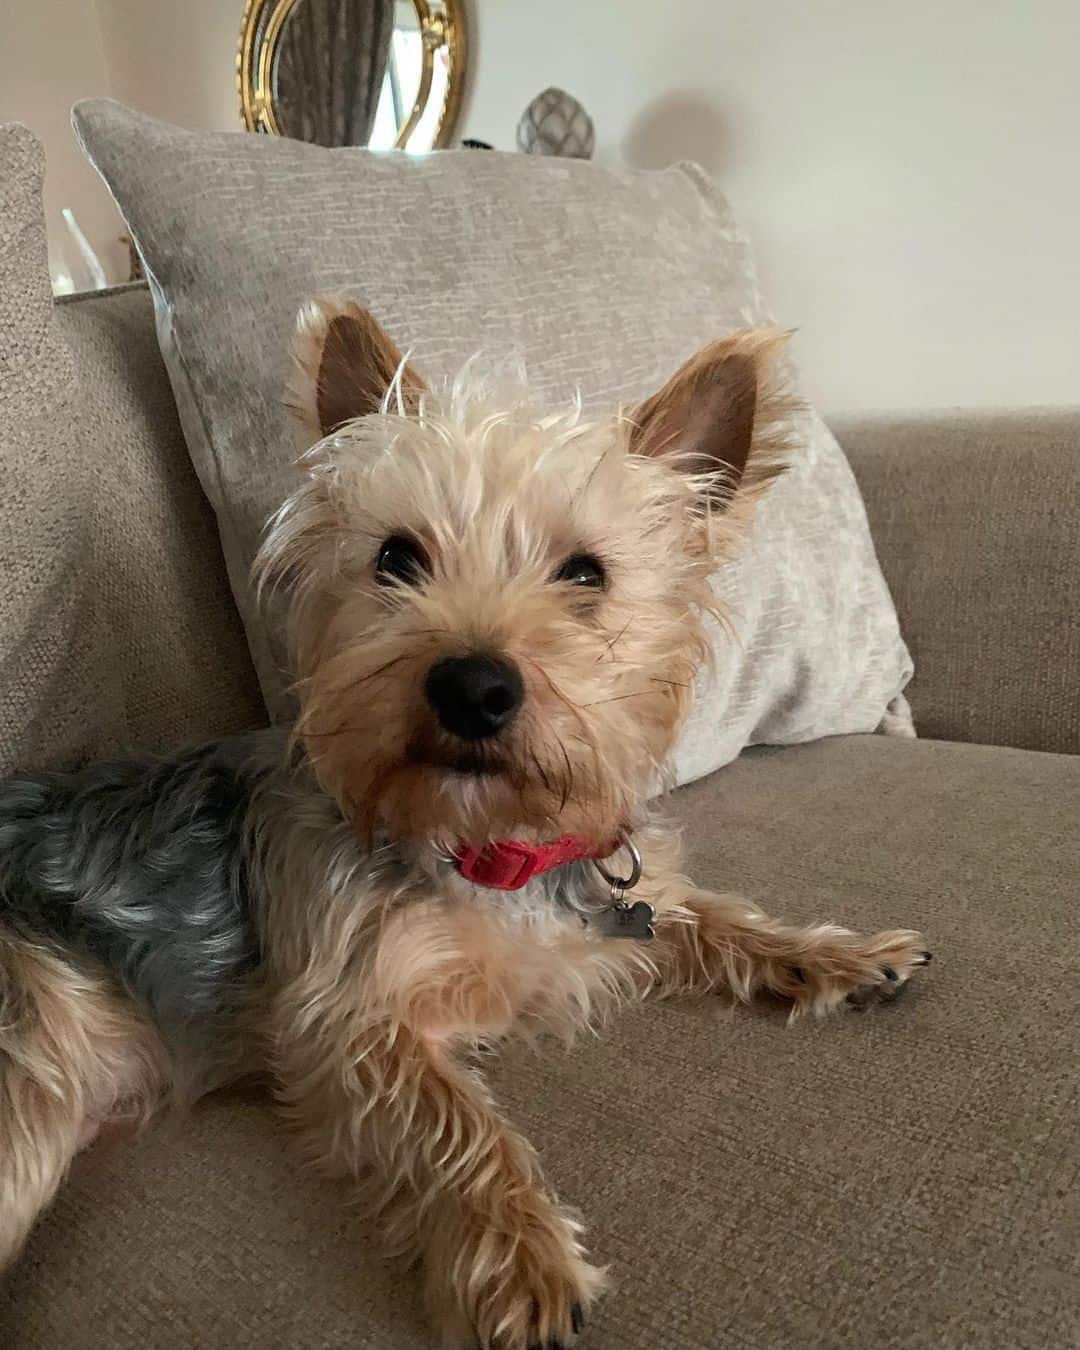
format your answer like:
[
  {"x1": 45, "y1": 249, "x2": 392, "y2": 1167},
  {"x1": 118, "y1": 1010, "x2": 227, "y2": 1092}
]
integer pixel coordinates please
[
  {"x1": 580, "y1": 690, "x2": 655, "y2": 708},
  {"x1": 300, "y1": 727, "x2": 368, "y2": 738},
  {"x1": 518, "y1": 654, "x2": 583, "y2": 713},
  {"x1": 554, "y1": 735, "x2": 573, "y2": 812},
  {"x1": 597, "y1": 617, "x2": 633, "y2": 663},
  {"x1": 340, "y1": 652, "x2": 412, "y2": 690}
]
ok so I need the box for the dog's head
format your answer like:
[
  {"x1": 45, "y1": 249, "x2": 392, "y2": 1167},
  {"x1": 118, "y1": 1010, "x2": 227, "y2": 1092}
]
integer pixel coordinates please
[{"x1": 256, "y1": 298, "x2": 794, "y2": 849}]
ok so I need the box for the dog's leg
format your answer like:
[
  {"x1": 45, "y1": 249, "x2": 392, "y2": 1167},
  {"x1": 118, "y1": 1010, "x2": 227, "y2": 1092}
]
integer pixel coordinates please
[
  {"x1": 646, "y1": 891, "x2": 930, "y2": 1015},
  {"x1": 0, "y1": 932, "x2": 167, "y2": 1269},
  {"x1": 273, "y1": 1010, "x2": 603, "y2": 1349}
]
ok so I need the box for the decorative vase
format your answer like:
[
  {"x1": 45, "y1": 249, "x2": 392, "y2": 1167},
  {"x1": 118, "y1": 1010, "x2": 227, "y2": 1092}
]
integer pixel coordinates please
[
  {"x1": 516, "y1": 87, "x2": 595, "y2": 159},
  {"x1": 51, "y1": 208, "x2": 107, "y2": 295}
]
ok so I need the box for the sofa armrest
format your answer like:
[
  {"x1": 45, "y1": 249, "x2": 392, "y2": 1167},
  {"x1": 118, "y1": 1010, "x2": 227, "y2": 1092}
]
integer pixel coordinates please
[{"x1": 832, "y1": 407, "x2": 1080, "y2": 755}]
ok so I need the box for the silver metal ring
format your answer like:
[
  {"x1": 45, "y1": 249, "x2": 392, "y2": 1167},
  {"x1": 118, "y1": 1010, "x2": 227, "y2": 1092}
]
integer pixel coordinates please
[{"x1": 594, "y1": 834, "x2": 642, "y2": 893}]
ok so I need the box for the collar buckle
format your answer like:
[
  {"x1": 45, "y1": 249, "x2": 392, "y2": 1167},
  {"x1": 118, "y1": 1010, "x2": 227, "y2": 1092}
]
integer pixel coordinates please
[{"x1": 457, "y1": 841, "x2": 541, "y2": 890}]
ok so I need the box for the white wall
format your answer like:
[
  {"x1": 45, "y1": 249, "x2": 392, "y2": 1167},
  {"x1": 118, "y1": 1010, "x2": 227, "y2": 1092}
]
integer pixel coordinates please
[
  {"x1": 0, "y1": 0, "x2": 124, "y2": 285},
  {"x1": 95, "y1": 0, "x2": 239, "y2": 134},
  {"x1": 0, "y1": 0, "x2": 243, "y2": 287},
  {"x1": 4, "y1": 1, "x2": 1077, "y2": 410},
  {"x1": 459, "y1": 1, "x2": 1080, "y2": 412}
]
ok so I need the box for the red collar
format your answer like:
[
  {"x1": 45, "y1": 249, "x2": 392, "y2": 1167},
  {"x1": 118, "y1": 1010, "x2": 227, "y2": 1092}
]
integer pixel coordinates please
[{"x1": 456, "y1": 834, "x2": 620, "y2": 890}]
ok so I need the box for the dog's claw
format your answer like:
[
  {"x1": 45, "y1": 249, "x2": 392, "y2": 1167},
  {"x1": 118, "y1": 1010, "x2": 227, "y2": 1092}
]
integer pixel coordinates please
[
  {"x1": 879, "y1": 977, "x2": 910, "y2": 1003},
  {"x1": 847, "y1": 979, "x2": 906, "y2": 1009},
  {"x1": 483, "y1": 1295, "x2": 584, "y2": 1348}
]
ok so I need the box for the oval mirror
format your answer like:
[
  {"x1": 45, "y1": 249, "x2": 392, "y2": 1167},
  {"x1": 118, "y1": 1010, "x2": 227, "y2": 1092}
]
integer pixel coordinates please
[{"x1": 237, "y1": 0, "x2": 467, "y2": 151}]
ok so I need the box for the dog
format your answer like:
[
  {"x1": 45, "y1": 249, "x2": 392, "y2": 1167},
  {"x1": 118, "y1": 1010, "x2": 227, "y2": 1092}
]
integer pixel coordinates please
[{"x1": 0, "y1": 298, "x2": 929, "y2": 1348}]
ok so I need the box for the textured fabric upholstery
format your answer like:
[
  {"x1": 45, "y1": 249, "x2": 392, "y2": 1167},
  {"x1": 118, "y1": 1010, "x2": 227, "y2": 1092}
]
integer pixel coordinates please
[
  {"x1": 4, "y1": 736, "x2": 1078, "y2": 1349},
  {"x1": 0, "y1": 120, "x2": 264, "y2": 772},
  {"x1": 0, "y1": 125, "x2": 72, "y2": 403},
  {"x1": 837, "y1": 406, "x2": 1080, "y2": 754},
  {"x1": 72, "y1": 100, "x2": 912, "y2": 784},
  {"x1": 49, "y1": 287, "x2": 268, "y2": 753}
]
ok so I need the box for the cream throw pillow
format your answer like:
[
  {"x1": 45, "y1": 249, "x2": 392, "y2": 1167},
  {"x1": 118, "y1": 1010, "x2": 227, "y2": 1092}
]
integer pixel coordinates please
[{"x1": 74, "y1": 100, "x2": 913, "y2": 783}]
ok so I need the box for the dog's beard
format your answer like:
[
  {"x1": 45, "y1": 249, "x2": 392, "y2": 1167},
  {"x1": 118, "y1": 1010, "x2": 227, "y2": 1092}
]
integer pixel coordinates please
[
  {"x1": 305, "y1": 720, "x2": 645, "y2": 851},
  {"x1": 406, "y1": 732, "x2": 510, "y2": 780}
]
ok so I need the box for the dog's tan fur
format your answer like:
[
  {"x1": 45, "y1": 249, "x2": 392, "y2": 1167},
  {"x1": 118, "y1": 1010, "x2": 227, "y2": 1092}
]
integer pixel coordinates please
[
  {"x1": 0, "y1": 299, "x2": 927, "y2": 1348},
  {"x1": 0, "y1": 933, "x2": 167, "y2": 1268}
]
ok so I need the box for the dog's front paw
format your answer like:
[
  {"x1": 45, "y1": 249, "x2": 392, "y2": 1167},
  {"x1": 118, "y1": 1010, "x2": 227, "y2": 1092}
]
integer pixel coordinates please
[
  {"x1": 778, "y1": 928, "x2": 931, "y2": 1016},
  {"x1": 425, "y1": 1196, "x2": 604, "y2": 1349}
]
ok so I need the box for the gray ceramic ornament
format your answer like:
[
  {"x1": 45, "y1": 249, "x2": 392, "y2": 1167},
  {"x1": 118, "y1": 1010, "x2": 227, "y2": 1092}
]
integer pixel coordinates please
[{"x1": 516, "y1": 87, "x2": 595, "y2": 159}]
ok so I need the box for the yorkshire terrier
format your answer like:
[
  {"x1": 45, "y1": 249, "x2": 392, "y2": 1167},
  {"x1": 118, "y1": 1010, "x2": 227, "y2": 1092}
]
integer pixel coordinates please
[{"x1": 0, "y1": 299, "x2": 929, "y2": 1347}]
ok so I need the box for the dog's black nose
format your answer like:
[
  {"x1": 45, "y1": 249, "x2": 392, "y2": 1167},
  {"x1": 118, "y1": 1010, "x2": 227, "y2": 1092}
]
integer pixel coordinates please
[{"x1": 424, "y1": 656, "x2": 524, "y2": 741}]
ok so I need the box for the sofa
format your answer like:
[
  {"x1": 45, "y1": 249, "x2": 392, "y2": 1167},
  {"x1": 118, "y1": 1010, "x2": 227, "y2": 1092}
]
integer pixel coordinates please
[{"x1": 1, "y1": 278, "x2": 1077, "y2": 1350}]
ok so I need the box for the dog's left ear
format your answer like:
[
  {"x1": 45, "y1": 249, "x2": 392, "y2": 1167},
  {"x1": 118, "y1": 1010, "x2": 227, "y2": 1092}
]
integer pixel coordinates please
[
  {"x1": 628, "y1": 328, "x2": 794, "y2": 509},
  {"x1": 286, "y1": 296, "x2": 428, "y2": 446}
]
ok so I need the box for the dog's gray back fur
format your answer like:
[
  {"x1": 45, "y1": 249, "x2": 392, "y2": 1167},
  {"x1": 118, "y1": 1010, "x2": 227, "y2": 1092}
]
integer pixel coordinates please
[
  {"x1": 0, "y1": 728, "x2": 287, "y2": 1045},
  {"x1": 0, "y1": 725, "x2": 640, "y2": 1058}
]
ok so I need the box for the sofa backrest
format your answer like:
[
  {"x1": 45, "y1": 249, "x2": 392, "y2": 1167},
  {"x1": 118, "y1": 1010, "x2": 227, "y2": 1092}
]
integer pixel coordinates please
[
  {"x1": 838, "y1": 406, "x2": 1080, "y2": 757},
  {"x1": 1, "y1": 278, "x2": 266, "y2": 773}
]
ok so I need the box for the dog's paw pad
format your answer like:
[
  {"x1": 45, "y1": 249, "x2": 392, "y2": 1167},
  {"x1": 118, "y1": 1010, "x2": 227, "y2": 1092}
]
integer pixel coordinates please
[
  {"x1": 436, "y1": 1209, "x2": 600, "y2": 1350},
  {"x1": 784, "y1": 930, "x2": 931, "y2": 1015},
  {"x1": 846, "y1": 977, "x2": 908, "y2": 1010},
  {"x1": 842, "y1": 941, "x2": 931, "y2": 1011}
]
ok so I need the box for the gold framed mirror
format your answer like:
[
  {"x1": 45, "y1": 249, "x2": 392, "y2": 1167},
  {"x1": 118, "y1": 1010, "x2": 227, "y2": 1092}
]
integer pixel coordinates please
[{"x1": 237, "y1": 0, "x2": 467, "y2": 151}]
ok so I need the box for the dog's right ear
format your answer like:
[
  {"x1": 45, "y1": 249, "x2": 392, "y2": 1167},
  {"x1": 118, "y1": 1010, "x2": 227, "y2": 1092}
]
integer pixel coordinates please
[
  {"x1": 628, "y1": 328, "x2": 794, "y2": 513},
  {"x1": 286, "y1": 297, "x2": 428, "y2": 446}
]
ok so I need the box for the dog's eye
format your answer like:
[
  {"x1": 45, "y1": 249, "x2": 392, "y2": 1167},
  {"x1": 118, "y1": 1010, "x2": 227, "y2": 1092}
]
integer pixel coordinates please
[
  {"x1": 375, "y1": 534, "x2": 429, "y2": 586},
  {"x1": 552, "y1": 553, "x2": 606, "y2": 589}
]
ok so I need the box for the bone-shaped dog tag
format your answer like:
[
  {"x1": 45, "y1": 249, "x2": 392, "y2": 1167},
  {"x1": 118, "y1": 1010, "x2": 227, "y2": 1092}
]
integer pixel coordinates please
[{"x1": 596, "y1": 900, "x2": 655, "y2": 941}]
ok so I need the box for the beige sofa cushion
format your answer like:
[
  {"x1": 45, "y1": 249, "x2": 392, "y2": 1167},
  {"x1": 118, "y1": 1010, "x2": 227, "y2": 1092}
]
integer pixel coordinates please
[
  {"x1": 5, "y1": 734, "x2": 1077, "y2": 1348},
  {"x1": 0, "y1": 123, "x2": 264, "y2": 772},
  {"x1": 73, "y1": 100, "x2": 913, "y2": 784},
  {"x1": 838, "y1": 406, "x2": 1080, "y2": 756}
]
